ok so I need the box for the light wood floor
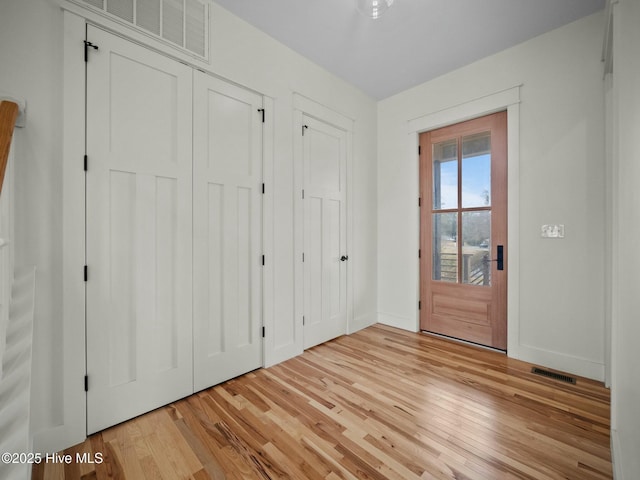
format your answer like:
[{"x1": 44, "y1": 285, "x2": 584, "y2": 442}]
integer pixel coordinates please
[{"x1": 33, "y1": 324, "x2": 612, "y2": 479}]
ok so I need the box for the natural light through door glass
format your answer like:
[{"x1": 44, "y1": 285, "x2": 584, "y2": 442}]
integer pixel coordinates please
[
  {"x1": 462, "y1": 132, "x2": 491, "y2": 208},
  {"x1": 432, "y1": 139, "x2": 457, "y2": 210},
  {"x1": 432, "y1": 212, "x2": 457, "y2": 282},
  {"x1": 461, "y1": 211, "x2": 491, "y2": 286}
]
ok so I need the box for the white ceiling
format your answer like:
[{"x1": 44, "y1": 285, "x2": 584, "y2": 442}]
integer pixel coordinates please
[{"x1": 213, "y1": 0, "x2": 605, "y2": 100}]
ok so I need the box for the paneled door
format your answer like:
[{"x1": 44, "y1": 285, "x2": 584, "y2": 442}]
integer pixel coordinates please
[
  {"x1": 419, "y1": 111, "x2": 507, "y2": 350},
  {"x1": 192, "y1": 72, "x2": 263, "y2": 391},
  {"x1": 302, "y1": 115, "x2": 348, "y2": 349},
  {"x1": 85, "y1": 26, "x2": 193, "y2": 434}
]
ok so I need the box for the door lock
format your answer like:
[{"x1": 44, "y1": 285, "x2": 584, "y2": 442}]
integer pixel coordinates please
[
  {"x1": 340, "y1": 255, "x2": 349, "y2": 262},
  {"x1": 484, "y1": 245, "x2": 504, "y2": 270}
]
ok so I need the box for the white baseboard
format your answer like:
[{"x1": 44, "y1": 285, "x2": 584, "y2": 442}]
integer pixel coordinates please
[
  {"x1": 611, "y1": 429, "x2": 624, "y2": 480},
  {"x1": 349, "y1": 312, "x2": 377, "y2": 334},
  {"x1": 513, "y1": 343, "x2": 605, "y2": 381},
  {"x1": 377, "y1": 311, "x2": 418, "y2": 332}
]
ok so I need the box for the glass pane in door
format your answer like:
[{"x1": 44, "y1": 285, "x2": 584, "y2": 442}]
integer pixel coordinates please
[
  {"x1": 432, "y1": 139, "x2": 457, "y2": 210},
  {"x1": 461, "y1": 211, "x2": 491, "y2": 286},
  {"x1": 432, "y1": 212, "x2": 457, "y2": 282},
  {"x1": 462, "y1": 132, "x2": 491, "y2": 208}
]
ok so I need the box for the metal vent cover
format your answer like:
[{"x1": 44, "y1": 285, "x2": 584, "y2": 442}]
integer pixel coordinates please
[
  {"x1": 531, "y1": 367, "x2": 576, "y2": 384},
  {"x1": 74, "y1": 0, "x2": 208, "y2": 59}
]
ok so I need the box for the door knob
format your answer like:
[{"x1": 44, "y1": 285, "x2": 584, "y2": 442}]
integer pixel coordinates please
[{"x1": 340, "y1": 255, "x2": 349, "y2": 261}]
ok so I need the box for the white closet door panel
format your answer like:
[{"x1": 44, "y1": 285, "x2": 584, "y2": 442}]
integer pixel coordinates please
[
  {"x1": 109, "y1": 52, "x2": 179, "y2": 166},
  {"x1": 326, "y1": 199, "x2": 342, "y2": 322},
  {"x1": 205, "y1": 183, "x2": 224, "y2": 356},
  {"x1": 193, "y1": 72, "x2": 263, "y2": 392},
  {"x1": 303, "y1": 115, "x2": 347, "y2": 349},
  {"x1": 86, "y1": 25, "x2": 193, "y2": 434}
]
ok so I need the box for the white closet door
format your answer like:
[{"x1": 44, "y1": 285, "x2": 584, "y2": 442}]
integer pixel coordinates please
[
  {"x1": 85, "y1": 26, "x2": 193, "y2": 434},
  {"x1": 302, "y1": 115, "x2": 348, "y2": 349},
  {"x1": 193, "y1": 72, "x2": 263, "y2": 391}
]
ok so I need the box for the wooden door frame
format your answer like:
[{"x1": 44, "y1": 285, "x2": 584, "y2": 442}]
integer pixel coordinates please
[
  {"x1": 408, "y1": 86, "x2": 521, "y2": 355},
  {"x1": 419, "y1": 112, "x2": 508, "y2": 350}
]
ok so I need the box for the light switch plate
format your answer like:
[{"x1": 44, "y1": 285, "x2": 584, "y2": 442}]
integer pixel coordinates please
[{"x1": 541, "y1": 224, "x2": 565, "y2": 238}]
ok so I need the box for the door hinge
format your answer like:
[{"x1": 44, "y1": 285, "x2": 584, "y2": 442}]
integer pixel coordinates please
[
  {"x1": 84, "y1": 265, "x2": 88, "y2": 282},
  {"x1": 302, "y1": 252, "x2": 305, "y2": 262},
  {"x1": 418, "y1": 197, "x2": 421, "y2": 207},
  {"x1": 84, "y1": 40, "x2": 98, "y2": 62},
  {"x1": 84, "y1": 375, "x2": 88, "y2": 392},
  {"x1": 262, "y1": 255, "x2": 265, "y2": 266},
  {"x1": 84, "y1": 155, "x2": 88, "y2": 172},
  {"x1": 257, "y1": 108, "x2": 265, "y2": 123},
  {"x1": 302, "y1": 125, "x2": 308, "y2": 136},
  {"x1": 302, "y1": 189, "x2": 305, "y2": 199},
  {"x1": 418, "y1": 300, "x2": 421, "y2": 310},
  {"x1": 418, "y1": 145, "x2": 421, "y2": 155},
  {"x1": 262, "y1": 183, "x2": 265, "y2": 194},
  {"x1": 418, "y1": 249, "x2": 421, "y2": 258},
  {"x1": 262, "y1": 326, "x2": 265, "y2": 338},
  {"x1": 302, "y1": 316, "x2": 305, "y2": 325}
]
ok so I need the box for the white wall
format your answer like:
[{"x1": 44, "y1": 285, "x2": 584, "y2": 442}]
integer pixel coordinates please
[
  {"x1": 1, "y1": 0, "x2": 378, "y2": 453},
  {"x1": 610, "y1": 0, "x2": 640, "y2": 477},
  {"x1": 377, "y1": 12, "x2": 606, "y2": 380},
  {"x1": 0, "y1": 0, "x2": 65, "y2": 445}
]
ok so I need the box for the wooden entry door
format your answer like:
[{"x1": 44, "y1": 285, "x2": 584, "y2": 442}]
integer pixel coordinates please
[
  {"x1": 419, "y1": 111, "x2": 507, "y2": 350},
  {"x1": 302, "y1": 114, "x2": 348, "y2": 349}
]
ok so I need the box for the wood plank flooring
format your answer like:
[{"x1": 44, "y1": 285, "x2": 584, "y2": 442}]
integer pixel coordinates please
[{"x1": 32, "y1": 324, "x2": 612, "y2": 479}]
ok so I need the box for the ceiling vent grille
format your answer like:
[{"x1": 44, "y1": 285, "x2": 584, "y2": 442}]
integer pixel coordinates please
[{"x1": 74, "y1": 0, "x2": 208, "y2": 59}]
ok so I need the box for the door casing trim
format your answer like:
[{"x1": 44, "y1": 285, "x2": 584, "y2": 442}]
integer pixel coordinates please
[
  {"x1": 57, "y1": 9, "x2": 275, "y2": 454},
  {"x1": 407, "y1": 85, "x2": 521, "y2": 356},
  {"x1": 293, "y1": 93, "x2": 354, "y2": 356}
]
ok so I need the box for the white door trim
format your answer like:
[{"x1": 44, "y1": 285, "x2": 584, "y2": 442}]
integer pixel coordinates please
[
  {"x1": 58, "y1": 10, "x2": 274, "y2": 453},
  {"x1": 406, "y1": 85, "x2": 521, "y2": 356},
  {"x1": 293, "y1": 93, "x2": 354, "y2": 352},
  {"x1": 54, "y1": 10, "x2": 88, "y2": 454}
]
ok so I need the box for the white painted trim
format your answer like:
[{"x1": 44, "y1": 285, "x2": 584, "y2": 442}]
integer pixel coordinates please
[
  {"x1": 506, "y1": 101, "x2": 521, "y2": 358},
  {"x1": 293, "y1": 93, "x2": 354, "y2": 132},
  {"x1": 378, "y1": 311, "x2": 418, "y2": 332},
  {"x1": 292, "y1": 93, "x2": 355, "y2": 347},
  {"x1": 346, "y1": 126, "x2": 355, "y2": 335},
  {"x1": 45, "y1": 10, "x2": 87, "y2": 455},
  {"x1": 262, "y1": 97, "x2": 279, "y2": 368},
  {"x1": 517, "y1": 344, "x2": 605, "y2": 381},
  {"x1": 604, "y1": 72, "x2": 614, "y2": 389},
  {"x1": 59, "y1": 0, "x2": 210, "y2": 65},
  {"x1": 350, "y1": 312, "x2": 378, "y2": 333},
  {"x1": 59, "y1": 9, "x2": 277, "y2": 451},
  {"x1": 406, "y1": 85, "x2": 521, "y2": 355},
  {"x1": 611, "y1": 429, "x2": 624, "y2": 480},
  {"x1": 291, "y1": 108, "x2": 305, "y2": 362},
  {"x1": 407, "y1": 86, "x2": 521, "y2": 134}
]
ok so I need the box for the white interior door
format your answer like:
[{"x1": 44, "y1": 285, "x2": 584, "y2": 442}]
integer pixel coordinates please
[
  {"x1": 193, "y1": 72, "x2": 263, "y2": 391},
  {"x1": 302, "y1": 115, "x2": 348, "y2": 349},
  {"x1": 85, "y1": 26, "x2": 193, "y2": 434}
]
